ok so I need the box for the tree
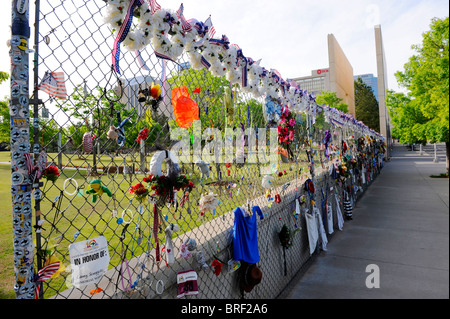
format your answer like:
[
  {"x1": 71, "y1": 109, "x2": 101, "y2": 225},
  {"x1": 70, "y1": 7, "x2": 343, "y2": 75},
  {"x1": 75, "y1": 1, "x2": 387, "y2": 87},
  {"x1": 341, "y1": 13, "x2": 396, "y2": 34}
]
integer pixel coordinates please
[
  {"x1": 386, "y1": 89, "x2": 428, "y2": 145},
  {"x1": 0, "y1": 71, "x2": 8, "y2": 84},
  {"x1": 167, "y1": 67, "x2": 265, "y2": 135},
  {"x1": 0, "y1": 73, "x2": 11, "y2": 149},
  {"x1": 316, "y1": 90, "x2": 348, "y2": 113},
  {"x1": 394, "y1": 17, "x2": 449, "y2": 174},
  {"x1": 0, "y1": 98, "x2": 10, "y2": 148},
  {"x1": 354, "y1": 78, "x2": 380, "y2": 132}
]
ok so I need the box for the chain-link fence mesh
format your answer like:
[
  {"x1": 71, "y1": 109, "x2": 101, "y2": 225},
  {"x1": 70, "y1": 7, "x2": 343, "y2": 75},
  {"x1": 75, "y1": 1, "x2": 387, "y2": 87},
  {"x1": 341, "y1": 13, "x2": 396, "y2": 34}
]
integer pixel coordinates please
[{"x1": 11, "y1": 0, "x2": 386, "y2": 299}]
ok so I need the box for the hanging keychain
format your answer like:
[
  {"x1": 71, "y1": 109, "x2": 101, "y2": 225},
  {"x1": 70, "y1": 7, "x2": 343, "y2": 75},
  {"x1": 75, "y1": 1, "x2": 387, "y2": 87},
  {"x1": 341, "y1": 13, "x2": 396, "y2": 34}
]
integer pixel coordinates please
[{"x1": 116, "y1": 224, "x2": 132, "y2": 292}]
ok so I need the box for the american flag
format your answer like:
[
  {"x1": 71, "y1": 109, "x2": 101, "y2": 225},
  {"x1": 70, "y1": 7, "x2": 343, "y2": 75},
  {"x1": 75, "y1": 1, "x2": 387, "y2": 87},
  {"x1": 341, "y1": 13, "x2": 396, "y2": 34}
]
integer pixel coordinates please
[
  {"x1": 38, "y1": 71, "x2": 67, "y2": 99},
  {"x1": 24, "y1": 153, "x2": 33, "y2": 174},
  {"x1": 144, "y1": 0, "x2": 161, "y2": 14},
  {"x1": 176, "y1": 3, "x2": 192, "y2": 32},
  {"x1": 34, "y1": 261, "x2": 60, "y2": 298},
  {"x1": 204, "y1": 16, "x2": 216, "y2": 38},
  {"x1": 179, "y1": 191, "x2": 190, "y2": 207}
]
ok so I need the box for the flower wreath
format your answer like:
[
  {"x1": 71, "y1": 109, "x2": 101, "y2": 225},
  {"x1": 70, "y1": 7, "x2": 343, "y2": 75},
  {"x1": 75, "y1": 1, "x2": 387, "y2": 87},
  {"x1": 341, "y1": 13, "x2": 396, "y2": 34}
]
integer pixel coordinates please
[
  {"x1": 143, "y1": 150, "x2": 195, "y2": 204},
  {"x1": 102, "y1": 0, "x2": 382, "y2": 141},
  {"x1": 102, "y1": 0, "x2": 312, "y2": 103}
]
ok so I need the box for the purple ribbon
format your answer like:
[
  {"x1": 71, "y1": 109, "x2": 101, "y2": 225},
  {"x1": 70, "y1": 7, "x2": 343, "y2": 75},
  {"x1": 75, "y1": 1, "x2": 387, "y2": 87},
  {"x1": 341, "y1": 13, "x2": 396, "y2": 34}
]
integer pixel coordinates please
[
  {"x1": 209, "y1": 35, "x2": 230, "y2": 50},
  {"x1": 236, "y1": 49, "x2": 248, "y2": 87},
  {"x1": 323, "y1": 130, "x2": 332, "y2": 159}
]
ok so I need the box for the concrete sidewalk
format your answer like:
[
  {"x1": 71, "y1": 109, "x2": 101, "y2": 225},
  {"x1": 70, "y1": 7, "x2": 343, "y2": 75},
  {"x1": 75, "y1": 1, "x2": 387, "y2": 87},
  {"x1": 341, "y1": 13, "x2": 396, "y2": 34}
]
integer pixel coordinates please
[{"x1": 282, "y1": 144, "x2": 449, "y2": 299}]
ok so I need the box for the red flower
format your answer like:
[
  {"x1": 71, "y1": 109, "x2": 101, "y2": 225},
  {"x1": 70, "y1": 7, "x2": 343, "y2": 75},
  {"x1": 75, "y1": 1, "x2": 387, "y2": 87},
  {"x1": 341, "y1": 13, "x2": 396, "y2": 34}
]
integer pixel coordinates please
[
  {"x1": 136, "y1": 127, "x2": 150, "y2": 144},
  {"x1": 130, "y1": 182, "x2": 147, "y2": 195},
  {"x1": 42, "y1": 165, "x2": 60, "y2": 183},
  {"x1": 211, "y1": 259, "x2": 223, "y2": 276},
  {"x1": 225, "y1": 162, "x2": 231, "y2": 168}
]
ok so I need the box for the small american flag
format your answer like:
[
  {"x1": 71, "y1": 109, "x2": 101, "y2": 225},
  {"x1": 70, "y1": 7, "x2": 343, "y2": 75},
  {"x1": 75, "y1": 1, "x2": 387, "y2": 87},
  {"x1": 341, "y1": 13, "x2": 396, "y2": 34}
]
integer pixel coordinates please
[
  {"x1": 34, "y1": 261, "x2": 61, "y2": 298},
  {"x1": 176, "y1": 3, "x2": 192, "y2": 32},
  {"x1": 38, "y1": 71, "x2": 67, "y2": 99},
  {"x1": 24, "y1": 153, "x2": 33, "y2": 174},
  {"x1": 145, "y1": 0, "x2": 161, "y2": 15},
  {"x1": 204, "y1": 16, "x2": 216, "y2": 38},
  {"x1": 179, "y1": 191, "x2": 190, "y2": 207}
]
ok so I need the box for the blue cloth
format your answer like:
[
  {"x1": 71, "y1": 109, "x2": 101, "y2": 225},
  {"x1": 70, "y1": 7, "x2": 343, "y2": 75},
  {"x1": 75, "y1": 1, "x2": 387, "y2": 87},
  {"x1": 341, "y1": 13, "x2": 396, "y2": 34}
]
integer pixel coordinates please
[{"x1": 232, "y1": 206, "x2": 263, "y2": 264}]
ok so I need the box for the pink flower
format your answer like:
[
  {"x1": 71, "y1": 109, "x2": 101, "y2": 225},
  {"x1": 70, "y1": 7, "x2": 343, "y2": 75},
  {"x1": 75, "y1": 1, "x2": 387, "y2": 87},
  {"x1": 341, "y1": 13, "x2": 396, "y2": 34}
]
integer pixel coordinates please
[
  {"x1": 289, "y1": 130, "x2": 294, "y2": 141},
  {"x1": 288, "y1": 118, "x2": 296, "y2": 127}
]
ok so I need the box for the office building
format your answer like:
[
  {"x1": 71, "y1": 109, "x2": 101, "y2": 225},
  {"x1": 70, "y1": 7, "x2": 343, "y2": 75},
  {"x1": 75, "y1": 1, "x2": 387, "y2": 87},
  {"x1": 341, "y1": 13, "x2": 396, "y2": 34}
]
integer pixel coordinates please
[
  {"x1": 292, "y1": 34, "x2": 356, "y2": 116},
  {"x1": 354, "y1": 73, "x2": 379, "y2": 102}
]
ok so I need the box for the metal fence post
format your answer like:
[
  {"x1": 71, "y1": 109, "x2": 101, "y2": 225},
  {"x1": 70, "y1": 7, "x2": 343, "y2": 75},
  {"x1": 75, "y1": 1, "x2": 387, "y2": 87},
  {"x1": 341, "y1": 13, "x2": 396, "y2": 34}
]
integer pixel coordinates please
[
  {"x1": 433, "y1": 143, "x2": 439, "y2": 163},
  {"x1": 10, "y1": 0, "x2": 35, "y2": 299}
]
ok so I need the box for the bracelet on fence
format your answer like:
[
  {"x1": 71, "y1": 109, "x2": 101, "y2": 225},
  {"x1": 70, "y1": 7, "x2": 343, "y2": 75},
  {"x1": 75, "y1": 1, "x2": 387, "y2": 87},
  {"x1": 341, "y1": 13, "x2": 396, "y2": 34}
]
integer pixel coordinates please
[
  {"x1": 155, "y1": 279, "x2": 164, "y2": 295},
  {"x1": 121, "y1": 209, "x2": 134, "y2": 225},
  {"x1": 63, "y1": 178, "x2": 79, "y2": 196}
]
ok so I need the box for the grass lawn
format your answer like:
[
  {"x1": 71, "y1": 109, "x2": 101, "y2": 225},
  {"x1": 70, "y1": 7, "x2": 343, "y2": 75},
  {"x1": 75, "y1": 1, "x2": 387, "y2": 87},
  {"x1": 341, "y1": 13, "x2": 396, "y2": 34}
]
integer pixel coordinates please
[
  {"x1": 0, "y1": 148, "x2": 318, "y2": 298},
  {"x1": 0, "y1": 164, "x2": 15, "y2": 299}
]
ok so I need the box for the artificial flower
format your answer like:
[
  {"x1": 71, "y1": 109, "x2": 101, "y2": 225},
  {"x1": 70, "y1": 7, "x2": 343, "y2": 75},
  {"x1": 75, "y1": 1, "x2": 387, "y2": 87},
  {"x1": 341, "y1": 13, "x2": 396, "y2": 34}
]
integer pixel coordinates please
[
  {"x1": 136, "y1": 127, "x2": 149, "y2": 143},
  {"x1": 42, "y1": 165, "x2": 60, "y2": 183}
]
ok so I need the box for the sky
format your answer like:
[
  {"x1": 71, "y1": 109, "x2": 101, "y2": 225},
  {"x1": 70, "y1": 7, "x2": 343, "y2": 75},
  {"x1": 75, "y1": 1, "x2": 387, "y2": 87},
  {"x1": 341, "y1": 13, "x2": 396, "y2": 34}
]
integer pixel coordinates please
[{"x1": 0, "y1": 0, "x2": 449, "y2": 100}]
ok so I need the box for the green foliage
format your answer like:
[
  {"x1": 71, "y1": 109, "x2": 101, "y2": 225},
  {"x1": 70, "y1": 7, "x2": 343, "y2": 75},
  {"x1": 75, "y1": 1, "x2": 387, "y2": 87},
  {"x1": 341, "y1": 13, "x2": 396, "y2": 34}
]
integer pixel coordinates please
[
  {"x1": 0, "y1": 71, "x2": 8, "y2": 84},
  {"x1": 394, "y1": 17, "x2": 449, "y2": 144},
  {"x1": 167, "y1": 67, "x2": 265, "y2": 138},
  {"x1": 0, "y1": 98, "x2": 10, "y2": 145},
  {"x1": 354, "y1": 78, "x2": 380, "y2": 132},
  {"x1": 386, "y1": 90, "x2": 428, "y2": 145},
  {"x1": 316, "y1": 90, "x2": 348, "y2": 113}
]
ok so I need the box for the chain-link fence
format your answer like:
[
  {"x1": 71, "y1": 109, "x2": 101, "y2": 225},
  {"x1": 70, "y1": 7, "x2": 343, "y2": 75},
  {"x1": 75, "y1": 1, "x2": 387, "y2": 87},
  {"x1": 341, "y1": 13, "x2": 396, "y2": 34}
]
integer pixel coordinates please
[{"x1": 10, "y1": 0, "x2": 386, "y2": 299}]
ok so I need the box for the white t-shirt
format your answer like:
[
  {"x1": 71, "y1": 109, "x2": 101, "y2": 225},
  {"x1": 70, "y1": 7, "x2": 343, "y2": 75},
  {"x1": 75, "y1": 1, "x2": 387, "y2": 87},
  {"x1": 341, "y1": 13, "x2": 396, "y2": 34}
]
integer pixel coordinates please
[
  {"x1": 335, "y1": 194, "x2": 344, "y2": 230},
  {"x1": 314, "y1": 205, "x2": 328, "y2": 251},
  {"x1": 327, "y1": 202, "x2": 334, "y2": 234},
  {"x1": 305, "y1": 209, "x2": 319, "y2": 255}
]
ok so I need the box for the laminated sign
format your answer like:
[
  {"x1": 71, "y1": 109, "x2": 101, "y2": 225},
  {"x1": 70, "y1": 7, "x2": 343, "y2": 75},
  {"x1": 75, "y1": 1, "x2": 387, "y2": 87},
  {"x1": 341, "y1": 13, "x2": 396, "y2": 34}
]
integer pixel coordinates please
[
  {"x1": 69, "y1": 236, "x2": 110, "y2": 289},
  {"x1": 177, "y1": 270, "x2": 198, "y2": 298}
]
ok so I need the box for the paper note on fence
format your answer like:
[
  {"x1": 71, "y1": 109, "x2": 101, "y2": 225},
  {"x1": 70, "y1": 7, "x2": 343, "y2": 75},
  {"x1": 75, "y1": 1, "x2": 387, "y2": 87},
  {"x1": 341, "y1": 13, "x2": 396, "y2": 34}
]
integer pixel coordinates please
[{"x1": 69, "y1": 236, "x2": 110, "y2": 289}]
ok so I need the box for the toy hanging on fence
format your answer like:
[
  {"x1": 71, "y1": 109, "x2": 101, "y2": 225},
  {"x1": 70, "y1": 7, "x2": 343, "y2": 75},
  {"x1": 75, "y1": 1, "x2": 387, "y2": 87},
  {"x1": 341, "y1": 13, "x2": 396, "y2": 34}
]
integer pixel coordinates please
[
  {"x1": 138, "y1": 82, "x2": 162, "y2": 111},
  {"x1": 85, "y1": 179, "x2": 113, "y2": 203},
  {"x1": 304, "y1": 178, "x2": 315, "y2": 205},
  {"x1": 116, "y1": 111, "x2": 132, "y2": 147},
  {"x1": 179, "y1": 238, "x2": 196, "y2": 259},
  {"x1": 82, "y1": 131, "x2": 94, "y2": 154},
  {"x1": 195, "y1": 158, "x2": 210, "y2": 179},
  {"x1": 199, "y1": 192, "x2": 219, "y2": 216},
  {"x1": 164, "y1": 223, "x2": 179, "y2": 265}
]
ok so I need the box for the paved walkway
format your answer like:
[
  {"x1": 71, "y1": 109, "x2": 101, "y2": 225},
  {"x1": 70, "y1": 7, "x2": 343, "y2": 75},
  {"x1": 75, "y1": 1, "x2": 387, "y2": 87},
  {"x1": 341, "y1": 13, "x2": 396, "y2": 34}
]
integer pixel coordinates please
[{"x1": 282, "y1": 144, "x2": 449, "y2": 299}]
